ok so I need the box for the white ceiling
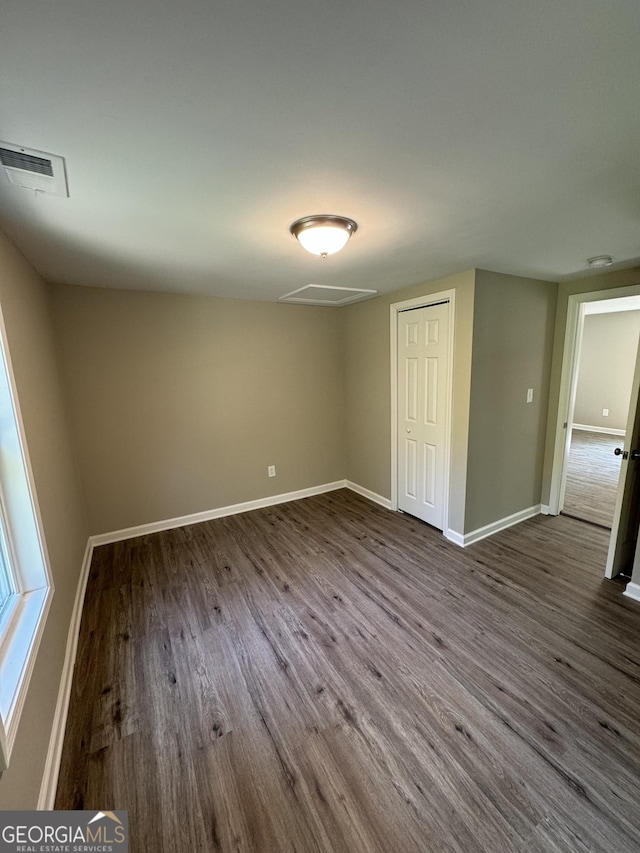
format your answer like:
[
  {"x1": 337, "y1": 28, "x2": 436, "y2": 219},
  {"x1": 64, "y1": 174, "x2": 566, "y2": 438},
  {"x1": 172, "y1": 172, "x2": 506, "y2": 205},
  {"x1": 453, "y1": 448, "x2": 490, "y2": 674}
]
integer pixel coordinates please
[{"x1": 1, "y1": 0, "x2": 639, "y2": 302}]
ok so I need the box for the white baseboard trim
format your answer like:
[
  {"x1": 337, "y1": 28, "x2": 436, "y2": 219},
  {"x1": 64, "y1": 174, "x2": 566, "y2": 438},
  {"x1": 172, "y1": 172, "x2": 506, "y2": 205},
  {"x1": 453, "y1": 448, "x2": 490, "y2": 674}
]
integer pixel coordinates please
[
  {"x1": 345, "y1": 481, "x2": 393, "y2": 510},
  {"x1": 623, "y1": 581, "x2": 640, "y2": 603},
  {"x1": 91, "y1": 480, "x2": 348, "y2": 546},
  {"x1": 37, "y1": 538, "x2": 94, "y2": 809},
  {"x1": 572, "y1": 423, "x2": 626, "y2": 436},
  {"x1": 445, "y1": 529, "x2": 465, "y2": 547},
  {"x1": 540, "y1": 504, "x2": 552, "y2": 515},
  {"x1": 456, "y1": 505, "x2": 541, "y2": 548}
]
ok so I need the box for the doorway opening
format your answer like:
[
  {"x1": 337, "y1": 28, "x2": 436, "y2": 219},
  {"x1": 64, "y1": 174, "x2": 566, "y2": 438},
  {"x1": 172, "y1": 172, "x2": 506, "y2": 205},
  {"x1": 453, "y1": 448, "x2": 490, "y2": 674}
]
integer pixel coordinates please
[
  {"x1": 562, "y1": 299, "x2": 640, "y2": 530},
  {"x1": 548, "y1": 284, "x2": 640, "y2": 579}
]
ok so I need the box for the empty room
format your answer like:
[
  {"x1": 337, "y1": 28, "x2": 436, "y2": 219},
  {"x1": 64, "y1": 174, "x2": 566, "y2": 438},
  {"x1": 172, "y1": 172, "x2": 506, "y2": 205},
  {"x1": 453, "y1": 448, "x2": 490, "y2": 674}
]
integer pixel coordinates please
[{"x1": 1, "y1": 1, "x2": 640, "y2": 851}]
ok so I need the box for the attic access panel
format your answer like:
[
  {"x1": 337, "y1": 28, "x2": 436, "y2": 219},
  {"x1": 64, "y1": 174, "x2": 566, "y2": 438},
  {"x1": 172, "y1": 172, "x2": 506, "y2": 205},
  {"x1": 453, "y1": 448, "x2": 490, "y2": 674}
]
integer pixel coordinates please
[
  {"x1": 0, "y1": 143, "x2": 69, "y2": 197},
  {"x1": 279, "y1": 284, "x2": 377, "y2": 306}
]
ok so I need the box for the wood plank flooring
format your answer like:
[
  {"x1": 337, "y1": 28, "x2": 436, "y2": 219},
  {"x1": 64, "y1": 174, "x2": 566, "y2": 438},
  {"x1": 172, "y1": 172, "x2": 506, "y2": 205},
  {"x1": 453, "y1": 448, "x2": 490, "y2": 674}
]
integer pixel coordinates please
[
  {"x1": 55, "y1": 490, "x2": 640, "y2": 852},
  {"x1": 563, "y1": 429, "x2": 622, "y2": 527}
]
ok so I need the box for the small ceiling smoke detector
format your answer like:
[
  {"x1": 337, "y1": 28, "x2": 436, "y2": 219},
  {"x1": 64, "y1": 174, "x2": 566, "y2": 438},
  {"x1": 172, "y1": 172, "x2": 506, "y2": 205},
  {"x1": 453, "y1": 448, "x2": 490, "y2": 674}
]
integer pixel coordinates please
[
  {"x1": 586, "y1": 255, "x2": 613, "y2": 269},
  {"x1": 0, "y1": 142, "x2": 69, "y2": 197}
]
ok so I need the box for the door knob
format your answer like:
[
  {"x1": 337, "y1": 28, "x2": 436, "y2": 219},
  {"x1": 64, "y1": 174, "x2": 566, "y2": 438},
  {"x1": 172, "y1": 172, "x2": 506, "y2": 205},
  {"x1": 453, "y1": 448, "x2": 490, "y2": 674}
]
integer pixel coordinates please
[
  {"x1": 406, "y1": 428, "x2": 411, "y2": 433},
  {"x1": 614, "y1": 447, "x2": 628, "y2": 459},
  {"x1": 632, "y1": 449, "x2": 640, "y2": 461}
]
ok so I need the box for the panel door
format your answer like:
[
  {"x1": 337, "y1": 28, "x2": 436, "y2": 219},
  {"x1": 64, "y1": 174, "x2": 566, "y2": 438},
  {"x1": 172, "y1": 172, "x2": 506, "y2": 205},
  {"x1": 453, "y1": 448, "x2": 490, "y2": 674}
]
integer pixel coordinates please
[{"x1": 397, "y1": 302, "x2": 450, "y2": 530}]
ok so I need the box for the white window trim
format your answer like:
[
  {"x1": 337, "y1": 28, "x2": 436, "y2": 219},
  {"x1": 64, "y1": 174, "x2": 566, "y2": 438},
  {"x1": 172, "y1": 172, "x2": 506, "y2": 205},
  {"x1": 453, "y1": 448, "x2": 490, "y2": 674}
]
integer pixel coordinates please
[
  {"x1": 0, "y1": 301, "x2": 53, "y2": 772},
  {"x1": 0, "y1": 525, "x2": 17, "y2": 625}
]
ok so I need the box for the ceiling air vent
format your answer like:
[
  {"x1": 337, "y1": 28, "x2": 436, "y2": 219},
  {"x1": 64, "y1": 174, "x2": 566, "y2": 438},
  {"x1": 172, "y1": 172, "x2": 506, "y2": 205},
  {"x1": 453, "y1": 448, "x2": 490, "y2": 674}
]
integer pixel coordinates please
[{"x1": 0, "y1": 143, "x2": 69, "y2": 197}]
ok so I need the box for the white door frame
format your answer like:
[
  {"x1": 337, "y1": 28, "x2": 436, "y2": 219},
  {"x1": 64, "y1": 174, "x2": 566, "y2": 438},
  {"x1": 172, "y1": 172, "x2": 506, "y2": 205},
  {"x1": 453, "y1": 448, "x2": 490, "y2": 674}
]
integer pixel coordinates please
[
  {"x1": 390, "y1": 289, "x2": 456, "y2": 533},
  {"x1": 548, "y1": 282, "x2": 640, "y2": 517}
]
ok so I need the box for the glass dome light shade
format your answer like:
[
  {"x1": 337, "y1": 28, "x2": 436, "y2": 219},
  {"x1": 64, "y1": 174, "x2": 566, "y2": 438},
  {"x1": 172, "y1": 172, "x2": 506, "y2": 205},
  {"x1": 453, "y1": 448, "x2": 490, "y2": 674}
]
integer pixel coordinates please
[{"x1": 290, "y1": 215, "x2": 358, "y2": 257}]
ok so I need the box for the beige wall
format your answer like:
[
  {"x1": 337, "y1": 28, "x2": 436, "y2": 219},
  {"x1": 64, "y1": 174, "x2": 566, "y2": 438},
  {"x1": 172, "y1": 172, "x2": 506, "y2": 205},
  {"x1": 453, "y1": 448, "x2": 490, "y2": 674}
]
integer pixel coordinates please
[
  {"x1": 0, "y1": 234, "x2": 89, "y2": 807},
  {"x1": 573, "y1": 311, "x2": 640, "y2": 431},
  {"x1": 542, "y1": 267, "x2": 640, "y2": 506},
  {"x1": 50, "y1": 285, "x2": 346, "y2": 534},
  {"x1": 343, "y1": 270, "x2": 476, "y2": 535},
  {"x1": 465, "y1": 271, "x2": 557, "y2": 532},
  {"x1": 343, "y1": 268, "x2": 557, "y2": 536}
]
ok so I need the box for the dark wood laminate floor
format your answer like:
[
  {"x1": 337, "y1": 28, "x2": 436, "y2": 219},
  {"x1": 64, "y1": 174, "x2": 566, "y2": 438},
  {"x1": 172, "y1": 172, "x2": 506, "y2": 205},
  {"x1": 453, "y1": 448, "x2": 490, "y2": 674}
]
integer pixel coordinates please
[
  {"x1": 563, "y1": 429, "x2": 622, "y2": 527},
  {"x1": 56, "y1": 490, "x2": 640, "y2": 852}
]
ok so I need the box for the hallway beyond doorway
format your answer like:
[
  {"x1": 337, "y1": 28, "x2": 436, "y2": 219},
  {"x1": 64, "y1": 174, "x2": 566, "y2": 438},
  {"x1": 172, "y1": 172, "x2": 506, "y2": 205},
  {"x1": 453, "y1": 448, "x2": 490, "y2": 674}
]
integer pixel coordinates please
[{"x1": 562, "y1": 429, "x2": 621, "y2": 528}]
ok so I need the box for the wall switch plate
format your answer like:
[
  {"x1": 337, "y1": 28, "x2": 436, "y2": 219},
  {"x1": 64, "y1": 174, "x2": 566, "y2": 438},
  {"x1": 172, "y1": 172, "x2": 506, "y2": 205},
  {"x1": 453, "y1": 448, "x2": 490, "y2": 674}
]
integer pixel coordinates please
[
  {"x1": 602, "y1": 408, "x2": 609, "y2": 417},
  {"x1": 268, "y1": 465, "x2": 276, "y2": 477},
  {"x1": 526, "y1": 388, "x2": 534, "y2": 403}
]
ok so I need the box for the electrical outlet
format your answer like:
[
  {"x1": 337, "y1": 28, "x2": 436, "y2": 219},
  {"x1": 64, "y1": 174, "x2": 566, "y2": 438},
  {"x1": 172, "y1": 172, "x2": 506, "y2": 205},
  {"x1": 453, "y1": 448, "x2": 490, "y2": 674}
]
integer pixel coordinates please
[
  {"x1": 603, "y1": 408, "x2": 609, "y2": 417},
  {"x1": 268, "y1": 465, "x2": 276, "y2": 477},
  {"x1": 526, "y1": 388, "x2": 534, "y2": 403}
]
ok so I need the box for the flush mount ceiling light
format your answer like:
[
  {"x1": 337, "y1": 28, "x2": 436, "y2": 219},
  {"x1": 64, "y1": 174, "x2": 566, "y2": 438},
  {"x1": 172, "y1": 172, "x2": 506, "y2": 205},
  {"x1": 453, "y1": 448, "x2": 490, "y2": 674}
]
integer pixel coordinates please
[
  {"x1": 289, "y1": 214, "x2": 358, "y2": 258},
  {"x1": 587, "y1": 255, "x2": 613, "y2": 269}
]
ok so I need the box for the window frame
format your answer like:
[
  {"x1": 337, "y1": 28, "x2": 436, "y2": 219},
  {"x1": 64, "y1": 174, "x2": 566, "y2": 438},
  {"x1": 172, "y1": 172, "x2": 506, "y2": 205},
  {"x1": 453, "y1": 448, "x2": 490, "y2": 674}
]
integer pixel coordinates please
[
  {"x1": 0, "y1": 482, "x2": 21, "y2": 618},
  {"x1": 0, "y1": 302, "x2": 53, "y2": 772}
]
